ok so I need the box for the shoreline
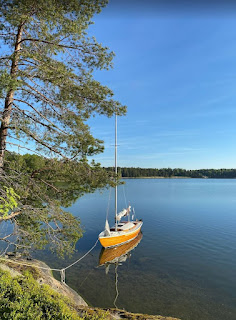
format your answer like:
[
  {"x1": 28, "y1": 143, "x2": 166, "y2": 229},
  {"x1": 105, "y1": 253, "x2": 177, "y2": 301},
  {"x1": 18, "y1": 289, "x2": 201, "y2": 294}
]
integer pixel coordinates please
[
  {"x1": 122, "y1": 176, "x2": 236, "y2": 179},
  {"x1": 0, "y1": 257, "x2": 181, "y2": 320},
  {"x1": 122, "y1": 176, "x2": 193, "y2": 179}
]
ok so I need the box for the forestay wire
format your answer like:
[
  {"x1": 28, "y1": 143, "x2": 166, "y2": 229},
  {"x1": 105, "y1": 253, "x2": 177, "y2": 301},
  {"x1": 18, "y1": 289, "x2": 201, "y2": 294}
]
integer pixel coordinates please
[{"x1": 0, "y1": 238, "x2": 99, "y2": 285}]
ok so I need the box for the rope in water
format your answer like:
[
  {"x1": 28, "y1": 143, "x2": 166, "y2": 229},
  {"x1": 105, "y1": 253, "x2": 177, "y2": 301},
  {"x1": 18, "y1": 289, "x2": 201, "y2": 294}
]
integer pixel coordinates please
[{"x1": 0, "y1": 238, "x2": 99, "y2": 284}]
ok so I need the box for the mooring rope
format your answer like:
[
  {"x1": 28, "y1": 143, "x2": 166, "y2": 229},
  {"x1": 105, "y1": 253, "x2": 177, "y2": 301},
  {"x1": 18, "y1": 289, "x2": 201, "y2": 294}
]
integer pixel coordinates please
[
  {"x1": 0, "y1": 238, "x2": 99, "y2": 284},
  {"x1": 64, "y1": 239, "x2": 99, "y2": 270}
]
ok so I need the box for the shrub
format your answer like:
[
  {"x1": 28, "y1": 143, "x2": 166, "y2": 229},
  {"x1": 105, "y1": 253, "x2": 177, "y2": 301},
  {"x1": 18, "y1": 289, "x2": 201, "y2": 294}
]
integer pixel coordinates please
[{"x1": 0, "y1": 269, "x2": 109, "y2": 320}]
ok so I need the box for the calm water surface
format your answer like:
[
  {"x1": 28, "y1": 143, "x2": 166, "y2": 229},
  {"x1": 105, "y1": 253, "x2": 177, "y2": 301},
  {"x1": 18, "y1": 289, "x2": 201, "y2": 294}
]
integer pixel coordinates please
[{"x1": 37, "y1": 179, "x2": 236, "y2": 320}]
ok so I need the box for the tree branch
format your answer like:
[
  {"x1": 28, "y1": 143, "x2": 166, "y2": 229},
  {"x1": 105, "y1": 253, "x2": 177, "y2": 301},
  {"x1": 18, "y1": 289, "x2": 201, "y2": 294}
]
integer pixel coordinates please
[
  {"x1": 37, "y1": 178, "x2": 60, "y2": 192},
  {"x1": 20, "y1": 86, "x2": 62, "y2": 116},
  {"x1": 0, "y1": 211, "x2": 22, "y2": 221},
  {"x1": 12, "y1": 103, "x2": 62, "y2": 134},
  {"x1": 0, "y1": 56, "x2": 12, "y2": 61},
  {"x1": 6, "y1": 141, "x2": 46, "y2": 158},
  {"x1": 9, "y1": 127, "x2": 69, "y2": 160},
  {"x1": 13, "y1": 98, "x2": 65, "y2": 133},
  {"x1": 18, "y1": 38, "x2": 78, "y2": 49}
]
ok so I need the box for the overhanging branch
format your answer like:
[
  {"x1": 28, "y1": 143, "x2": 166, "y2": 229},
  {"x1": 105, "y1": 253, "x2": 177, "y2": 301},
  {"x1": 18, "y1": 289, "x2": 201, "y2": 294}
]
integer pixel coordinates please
[
  {"x1": 21, "y1": 86, "x2": 62, "y2": 116},
  {"x1": 9, "y1": 127, "x2": 69, "y2": 160},
  {"x1": 12, "y1": 103, "x2": 62, "y2": 134},
  {"x1": 13, "y1": 98, "x2": 65, "y2": 133},
  {"x1": 18, "y1": 38, "x2": 77, "y2": 49},
  {"x1": 0, "y1": 211, "x2": 21, "y2": 221}
]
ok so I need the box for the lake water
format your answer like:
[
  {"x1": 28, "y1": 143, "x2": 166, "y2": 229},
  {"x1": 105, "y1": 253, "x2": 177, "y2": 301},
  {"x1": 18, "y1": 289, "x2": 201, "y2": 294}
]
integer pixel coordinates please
[{"x1": 36, "y1": 179, "x2": 236, "y2": 320}]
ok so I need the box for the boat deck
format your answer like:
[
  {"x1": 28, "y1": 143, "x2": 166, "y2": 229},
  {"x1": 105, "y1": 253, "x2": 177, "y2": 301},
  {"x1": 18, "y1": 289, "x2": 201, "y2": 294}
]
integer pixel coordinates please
[{"x1": 110, "y1": 221, "x2": 138, "y2": 232}]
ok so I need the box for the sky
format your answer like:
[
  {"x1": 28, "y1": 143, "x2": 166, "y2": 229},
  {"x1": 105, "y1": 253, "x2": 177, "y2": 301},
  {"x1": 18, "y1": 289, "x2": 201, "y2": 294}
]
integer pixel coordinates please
[{"x1": 85, "y1": 0, "x2": 236, "y2": 169}]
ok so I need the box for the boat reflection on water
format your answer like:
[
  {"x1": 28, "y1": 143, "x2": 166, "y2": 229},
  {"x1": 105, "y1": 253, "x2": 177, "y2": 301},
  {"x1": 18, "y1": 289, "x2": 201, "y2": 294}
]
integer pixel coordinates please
[
  {"x1": 98, "y1": 232, "x2": 143, "y2": 308},
  {"x1": 99, "y1": 231, "x2": 143, "y2": 268}
]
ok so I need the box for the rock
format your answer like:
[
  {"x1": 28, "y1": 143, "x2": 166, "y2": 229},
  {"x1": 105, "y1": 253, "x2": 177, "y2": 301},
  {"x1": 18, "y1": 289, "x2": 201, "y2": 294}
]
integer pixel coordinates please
[
  {"x1": 0, "y1": 257, "x2": 87, "y2": 307},
  {"x1": 26, "y1": 259, "x2": 88, "y2": 307},
  {"x1": 0, "y1": 263, "x2": 22, "y2": 277},
  {"x1": 74, "y1": 307, "x2": 181, "y2": 320},
  {"x1": 0, "y1": 258, "x2": 180, "y2": 320}
]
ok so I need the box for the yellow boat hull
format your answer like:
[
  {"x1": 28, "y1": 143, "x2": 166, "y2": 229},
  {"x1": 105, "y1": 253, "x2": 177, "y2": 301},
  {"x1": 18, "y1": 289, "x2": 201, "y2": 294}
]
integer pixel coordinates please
[
  {"x1": 99, "y1": 232, "x2": 143, "y2": 265},
  {"x1": 99, "y1": 222, "x2": 142, "y2": 248}
]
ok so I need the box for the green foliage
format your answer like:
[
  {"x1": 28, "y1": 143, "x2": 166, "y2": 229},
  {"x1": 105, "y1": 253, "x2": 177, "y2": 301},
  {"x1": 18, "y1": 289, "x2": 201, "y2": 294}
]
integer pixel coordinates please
[
  {"x1": 0, "y1": 269, "x2": 79, "y2": 319},
  {"x1": 0, "y1": 152, "x2": 114, "y2": 256},
  {"x1": 0, "y1": 70, "x2": 21, "y2": 98},
  {"x1": 0, "y1": 0, "x2": 126, "y2": 161},
  {"x1": 81, "y1": 310, "x2": 110, "y2": 320},
  {"x1": 0, "y1": 186, "x2": 20, "y2": 217},
  {"x1": 0, "y1": 1, "x2": 125, "y2": 256},
  {"x1": 5, "y1": 152, "x2": 114, "y2": 207},
  {"x1": 0, "y1": 269, "x2": 110, "y2": 319}
]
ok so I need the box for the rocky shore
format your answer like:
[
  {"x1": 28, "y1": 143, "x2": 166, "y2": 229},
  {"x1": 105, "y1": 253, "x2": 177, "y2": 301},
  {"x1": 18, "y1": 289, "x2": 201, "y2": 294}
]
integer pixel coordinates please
[{"x1": 0, "y1": 256, "x2": 181, "y2": 320}]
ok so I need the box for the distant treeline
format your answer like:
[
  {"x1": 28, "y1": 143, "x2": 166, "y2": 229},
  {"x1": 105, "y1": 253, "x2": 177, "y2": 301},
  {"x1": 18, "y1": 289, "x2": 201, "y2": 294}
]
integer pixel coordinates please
[{"x1": 106, "y1": 167, "x2": 236, "y2": 179}]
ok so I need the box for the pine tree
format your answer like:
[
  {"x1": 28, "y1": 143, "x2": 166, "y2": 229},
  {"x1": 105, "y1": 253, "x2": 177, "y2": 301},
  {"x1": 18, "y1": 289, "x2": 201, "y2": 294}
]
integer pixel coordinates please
[{"x1": 0, "y1": 0, "x2": 126, "y2": 256}]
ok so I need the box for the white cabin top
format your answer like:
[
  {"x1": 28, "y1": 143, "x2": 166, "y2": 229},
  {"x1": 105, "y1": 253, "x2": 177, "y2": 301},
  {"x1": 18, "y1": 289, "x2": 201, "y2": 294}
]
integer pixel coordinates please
[{"x1": 116, "y1": 221, "x2": 135, "y2": 230}]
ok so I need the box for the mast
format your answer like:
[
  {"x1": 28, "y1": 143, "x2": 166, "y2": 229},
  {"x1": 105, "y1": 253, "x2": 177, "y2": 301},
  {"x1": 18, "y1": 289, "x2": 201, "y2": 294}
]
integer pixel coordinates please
[{"x1": 115, "y1": 112, "x2": 118, "y2": 231}]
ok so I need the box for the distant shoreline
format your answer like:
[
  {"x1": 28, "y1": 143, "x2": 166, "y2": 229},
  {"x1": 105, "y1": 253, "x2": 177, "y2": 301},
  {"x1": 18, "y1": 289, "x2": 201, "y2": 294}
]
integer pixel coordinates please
[
  {"x1": 122, "y1": 176, "x2": 236, "y2": 179},
  {"x1": 122, "y1": 176, "x2": 192, "y2": 179},
  {"x1": 105, "y1": 167, "x2": 236, "y2": 179}
]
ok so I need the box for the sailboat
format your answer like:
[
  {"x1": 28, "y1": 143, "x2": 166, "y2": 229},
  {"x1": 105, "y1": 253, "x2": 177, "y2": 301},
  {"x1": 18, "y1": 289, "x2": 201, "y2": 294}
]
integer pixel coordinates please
[{"x1": 98, "y1": 114, "x2": 143, "y2": 248}]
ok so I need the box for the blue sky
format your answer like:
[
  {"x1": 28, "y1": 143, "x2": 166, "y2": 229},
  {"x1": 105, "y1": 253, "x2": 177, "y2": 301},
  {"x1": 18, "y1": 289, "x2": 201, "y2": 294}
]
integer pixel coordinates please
[{"x1": 86, "y1": 1, "x2": 236, "y2": 169}]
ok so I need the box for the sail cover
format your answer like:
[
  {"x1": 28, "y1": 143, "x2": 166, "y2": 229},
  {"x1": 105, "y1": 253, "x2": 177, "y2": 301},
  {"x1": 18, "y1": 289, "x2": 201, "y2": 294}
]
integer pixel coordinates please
[
  {"x1": 116, "y1": 206, "x2": 131, "y2": 222},
  {"x1": 104, "y1": 219, "x2": 111, "y2": 236}
]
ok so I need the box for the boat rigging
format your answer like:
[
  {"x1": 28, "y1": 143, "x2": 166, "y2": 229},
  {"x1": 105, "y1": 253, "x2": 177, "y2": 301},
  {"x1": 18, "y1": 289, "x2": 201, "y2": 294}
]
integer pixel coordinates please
[{"x1": 98, "y1": 113, "x2": 143, "y2": 248}]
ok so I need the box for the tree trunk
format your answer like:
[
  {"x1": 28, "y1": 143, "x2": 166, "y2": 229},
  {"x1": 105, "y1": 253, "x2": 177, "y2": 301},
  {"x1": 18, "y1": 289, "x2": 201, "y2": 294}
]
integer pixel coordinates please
[{"x1": 0, "y1": 24, "x2": 23, "y2": 169}]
